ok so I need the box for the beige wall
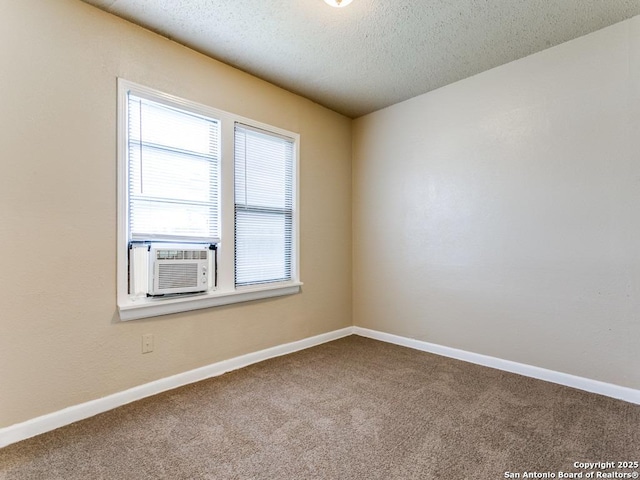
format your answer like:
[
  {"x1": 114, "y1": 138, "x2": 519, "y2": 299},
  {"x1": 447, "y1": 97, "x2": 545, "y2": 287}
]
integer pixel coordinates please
[
  {"x1": 0, "y1": 0, "x2": 352, "y2": 427},
  {"x1": 353, "y1": 16, "x2": 640, "y2": 390}
]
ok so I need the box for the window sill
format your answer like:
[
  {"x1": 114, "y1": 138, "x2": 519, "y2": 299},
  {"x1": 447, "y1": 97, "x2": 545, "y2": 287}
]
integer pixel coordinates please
[{"x1": 118, "y1": 282, "x2": 303, "y2": 321}]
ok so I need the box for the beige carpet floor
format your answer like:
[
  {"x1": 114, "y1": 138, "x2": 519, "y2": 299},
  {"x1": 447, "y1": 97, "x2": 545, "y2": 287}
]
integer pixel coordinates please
[{"x1": 1, "y1": 335, "x2": 639, "y2": 479}]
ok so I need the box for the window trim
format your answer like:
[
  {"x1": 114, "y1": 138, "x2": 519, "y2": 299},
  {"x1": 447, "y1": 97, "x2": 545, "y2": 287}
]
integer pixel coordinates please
[{"x1": 117, "y1": 79, "x2": 301, "y2": 321}]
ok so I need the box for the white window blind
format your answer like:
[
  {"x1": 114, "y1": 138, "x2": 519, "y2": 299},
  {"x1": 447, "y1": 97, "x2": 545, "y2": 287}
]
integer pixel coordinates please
[
  {"x1": 127, "y1": 93, "x2": 220, "y2": 243},
  {"x1": 234, "y1": 123, "x2": 294, "y2": 286}
]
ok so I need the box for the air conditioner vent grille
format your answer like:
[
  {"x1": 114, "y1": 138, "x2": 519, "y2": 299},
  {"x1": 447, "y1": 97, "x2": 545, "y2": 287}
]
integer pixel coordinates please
[
  {"x1": 156, "y1": 249, "x2": 208, "y2": 261},
  {"x1": 158, "y1": 263, "x2": 199, "y2": 290}
]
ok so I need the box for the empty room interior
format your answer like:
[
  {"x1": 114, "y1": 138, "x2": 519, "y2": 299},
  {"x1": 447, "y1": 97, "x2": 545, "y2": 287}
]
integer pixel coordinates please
[{"x1": 1, "y1": 0, "x2": 639, "y2": 478}]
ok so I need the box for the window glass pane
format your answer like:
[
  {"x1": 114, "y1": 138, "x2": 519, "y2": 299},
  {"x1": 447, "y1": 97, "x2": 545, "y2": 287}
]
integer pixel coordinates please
[
  {"x1": 235, "y1": 132, "x2": 290, "y2": 209},
  {"x1": 235, "y1": 211, "x2": 288, "y2": 284},
  {"x1": 234, "y1": 124, "x2": 294, "y2": 286},
  {"x1": 130, "y1": 200, "x2": 215, "y2": 240},
  {"x1": 129, "y1": 96, "x2": 217, "y2": 156},
  {"x1": 129, "y1": 146, "x2": 214, "y2": 202},
  {"x1": 127, "y1": 93, "x2": 220, "y2": 242}
]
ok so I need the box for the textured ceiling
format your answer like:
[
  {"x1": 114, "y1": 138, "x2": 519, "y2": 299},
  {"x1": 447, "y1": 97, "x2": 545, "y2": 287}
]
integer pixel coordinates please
[{"x1": 81, "y1": 0, "x2": 640, "y2": 118}]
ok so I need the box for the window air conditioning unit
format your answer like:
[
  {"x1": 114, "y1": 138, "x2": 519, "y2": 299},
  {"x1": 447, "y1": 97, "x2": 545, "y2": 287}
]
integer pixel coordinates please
[{"x1": 147, "y1": 243, "x2": 210, "y2": 296}]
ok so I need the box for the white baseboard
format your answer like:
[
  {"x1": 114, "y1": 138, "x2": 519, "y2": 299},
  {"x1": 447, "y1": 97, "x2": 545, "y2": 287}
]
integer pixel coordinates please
[
  {"x1": 3, "y1": 325, "x2": 638, "y2": 449},
  {"x1": 0, "y1": 327, "x2": 353, "y2": 449},
  {"x1": 354, "y1": 326, "x2": 640, "y2": 405}
]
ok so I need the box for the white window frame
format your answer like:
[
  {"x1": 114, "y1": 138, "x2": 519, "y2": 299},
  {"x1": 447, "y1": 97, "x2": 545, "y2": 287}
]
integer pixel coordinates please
[{"x1": 117, "y1": 79, "x2": 301, "y2": 321}]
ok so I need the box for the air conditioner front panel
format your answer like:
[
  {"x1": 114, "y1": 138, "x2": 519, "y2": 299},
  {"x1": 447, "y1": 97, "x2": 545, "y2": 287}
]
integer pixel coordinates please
[{"x1": 148, "y1": 244, "x2": 210, "y2": 295}]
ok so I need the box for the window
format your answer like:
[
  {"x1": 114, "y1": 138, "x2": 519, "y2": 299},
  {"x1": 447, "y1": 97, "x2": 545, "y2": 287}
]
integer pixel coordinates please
[
  {"x1": 117, "y1": 80, "x2": 300, "y2": 321},
  {"x1": 234, "y1": 124, "x2": 294, "y2": 286},
  {"x1": 127, "y1": 94, "x2": 220, "y2": 243}
]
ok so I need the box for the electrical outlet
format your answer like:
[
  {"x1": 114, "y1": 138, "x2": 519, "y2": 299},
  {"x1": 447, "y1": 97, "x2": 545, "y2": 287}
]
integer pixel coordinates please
[{"x1": 142, "y1": 334, "x2": 154, "y2": 354}]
